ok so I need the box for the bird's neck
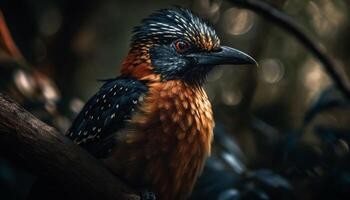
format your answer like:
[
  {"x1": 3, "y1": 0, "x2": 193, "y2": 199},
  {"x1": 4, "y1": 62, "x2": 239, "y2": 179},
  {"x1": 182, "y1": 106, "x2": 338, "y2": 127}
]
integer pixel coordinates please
[{"x1": 121, "y1": 48, "x2": 161, "y2": 82}]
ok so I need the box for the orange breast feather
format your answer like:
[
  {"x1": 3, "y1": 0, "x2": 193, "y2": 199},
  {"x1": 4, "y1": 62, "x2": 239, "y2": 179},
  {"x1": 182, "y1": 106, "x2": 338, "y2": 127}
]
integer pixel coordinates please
[{"x1": 104, "y1": 80, "x2": 214, "y2": 200}]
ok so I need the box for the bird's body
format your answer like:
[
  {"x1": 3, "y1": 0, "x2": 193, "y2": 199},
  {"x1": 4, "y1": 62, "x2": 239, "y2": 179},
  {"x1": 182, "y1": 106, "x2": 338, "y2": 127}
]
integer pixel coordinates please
[
  {"x1": 64, "y1": 8, "x2": 256, "y2": 200},
  {"x1": 68, "y1": 63, "x2": 213, "y2": 200}
]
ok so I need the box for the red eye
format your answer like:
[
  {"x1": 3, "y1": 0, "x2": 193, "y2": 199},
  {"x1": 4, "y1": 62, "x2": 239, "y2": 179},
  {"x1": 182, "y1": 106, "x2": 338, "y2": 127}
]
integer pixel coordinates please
[{"x1": 175, "y1": 40, "x2": 190, "y2": 53}]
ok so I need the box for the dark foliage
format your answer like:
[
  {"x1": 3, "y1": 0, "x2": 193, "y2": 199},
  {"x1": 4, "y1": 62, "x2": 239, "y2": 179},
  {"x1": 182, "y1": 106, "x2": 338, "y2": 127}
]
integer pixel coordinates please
[{"x1": 191, "y1": 86, "x2": 350, "y2": 200}]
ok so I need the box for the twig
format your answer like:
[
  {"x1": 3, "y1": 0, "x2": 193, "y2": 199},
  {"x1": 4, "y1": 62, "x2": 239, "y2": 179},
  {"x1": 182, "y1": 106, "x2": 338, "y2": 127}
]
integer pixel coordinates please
[
  {"x1": 0, "y1": 93, "x2": 140, "y2": 200},
  {"x1": 229, "y1": 0, "x2": 350, "y2": 100}
]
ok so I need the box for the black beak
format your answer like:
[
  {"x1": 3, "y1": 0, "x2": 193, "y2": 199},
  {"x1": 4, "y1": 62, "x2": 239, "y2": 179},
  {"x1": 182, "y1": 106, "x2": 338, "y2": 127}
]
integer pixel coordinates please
[{"x1": 188, "y1": 46, "x2": 257, "y2": 66}]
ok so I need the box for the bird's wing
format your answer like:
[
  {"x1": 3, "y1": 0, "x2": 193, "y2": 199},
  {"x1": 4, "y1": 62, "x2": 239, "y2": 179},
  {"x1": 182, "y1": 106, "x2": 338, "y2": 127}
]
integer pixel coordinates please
[{"x1": 67, "y1": 78, "x2": 148, "y2": 158}]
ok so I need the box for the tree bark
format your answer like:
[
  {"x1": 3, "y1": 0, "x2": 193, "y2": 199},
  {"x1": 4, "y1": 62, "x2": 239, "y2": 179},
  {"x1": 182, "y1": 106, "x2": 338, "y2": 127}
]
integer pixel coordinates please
[{"x1": 0, "y1": 93, "x2": 140, "y2": 200}]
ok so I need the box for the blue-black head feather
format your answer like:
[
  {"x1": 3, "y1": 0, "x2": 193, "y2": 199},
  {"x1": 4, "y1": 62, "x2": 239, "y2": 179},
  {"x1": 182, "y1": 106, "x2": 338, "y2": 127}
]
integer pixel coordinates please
[{"x1": 132, "y1": 7, "x2": 220, "y2": 50}]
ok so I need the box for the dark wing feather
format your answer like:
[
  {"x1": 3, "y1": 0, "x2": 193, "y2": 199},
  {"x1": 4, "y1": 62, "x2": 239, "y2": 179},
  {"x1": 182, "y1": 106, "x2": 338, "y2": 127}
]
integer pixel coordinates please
[{"x1": 67, "y1": 78, "x2": 148, "y2": 158}]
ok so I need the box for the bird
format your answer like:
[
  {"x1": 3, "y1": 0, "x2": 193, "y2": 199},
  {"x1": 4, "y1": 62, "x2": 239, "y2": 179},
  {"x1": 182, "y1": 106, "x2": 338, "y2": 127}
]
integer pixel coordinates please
[{"x1": 66, "y1": 7, "x2": 256, "y2": 200}]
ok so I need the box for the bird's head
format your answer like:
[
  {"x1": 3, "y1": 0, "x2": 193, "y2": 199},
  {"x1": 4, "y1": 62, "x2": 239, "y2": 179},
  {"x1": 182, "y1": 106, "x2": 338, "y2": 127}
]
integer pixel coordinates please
[{"x1": 121, "y1": 8, "x2": 256, "y2": 85}]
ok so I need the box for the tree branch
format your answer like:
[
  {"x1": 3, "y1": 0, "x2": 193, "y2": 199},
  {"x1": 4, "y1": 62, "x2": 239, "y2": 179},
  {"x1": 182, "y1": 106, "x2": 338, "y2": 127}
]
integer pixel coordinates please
[
  {"x1": 229, "y1": 0, "x2": 350, "y2": 100},
  {"x1": 0, "y1": 93, "x2": 140, "y2": 200}
]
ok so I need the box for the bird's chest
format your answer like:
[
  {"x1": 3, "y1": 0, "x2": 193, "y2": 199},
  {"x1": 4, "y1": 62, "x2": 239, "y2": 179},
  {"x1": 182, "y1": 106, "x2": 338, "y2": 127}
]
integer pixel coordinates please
[
  {"x1": 138, "y1": 81, "x2": 214, "y2": 199},
  {"x1": 136, "y1": 81, "x2": 214, "y2": 154}
]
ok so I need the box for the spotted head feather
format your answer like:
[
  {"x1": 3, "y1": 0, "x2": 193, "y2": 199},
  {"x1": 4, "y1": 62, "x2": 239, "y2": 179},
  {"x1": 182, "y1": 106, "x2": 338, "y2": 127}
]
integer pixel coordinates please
[{"x1": 131, "y1": 8, "x2": 220, "y2": 51}]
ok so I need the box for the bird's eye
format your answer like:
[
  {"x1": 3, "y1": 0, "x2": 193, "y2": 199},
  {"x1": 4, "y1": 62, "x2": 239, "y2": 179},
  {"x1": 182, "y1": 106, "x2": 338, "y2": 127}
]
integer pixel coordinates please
[{"x1": 174, "y1": 40, "x2": 190, "y2": 53}]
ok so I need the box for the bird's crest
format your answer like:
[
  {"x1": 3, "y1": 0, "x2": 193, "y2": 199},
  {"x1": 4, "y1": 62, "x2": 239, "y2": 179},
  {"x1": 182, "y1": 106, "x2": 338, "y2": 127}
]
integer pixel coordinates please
[{"x1": 132, "y1": 8, "x2": 220, "y2": 51}]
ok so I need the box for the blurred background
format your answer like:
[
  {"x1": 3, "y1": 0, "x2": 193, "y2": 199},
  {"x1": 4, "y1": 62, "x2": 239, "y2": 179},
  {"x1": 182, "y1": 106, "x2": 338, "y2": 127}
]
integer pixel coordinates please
[{"x1": 0, "y1": 0, "x2": 350, "y2": 199}]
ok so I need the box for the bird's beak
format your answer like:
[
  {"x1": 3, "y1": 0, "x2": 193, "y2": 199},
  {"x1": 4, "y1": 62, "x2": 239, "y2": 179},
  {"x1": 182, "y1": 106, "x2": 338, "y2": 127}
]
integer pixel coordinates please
[{"x1": 188, "y1": 46, "x2": 257, "y2": 66}]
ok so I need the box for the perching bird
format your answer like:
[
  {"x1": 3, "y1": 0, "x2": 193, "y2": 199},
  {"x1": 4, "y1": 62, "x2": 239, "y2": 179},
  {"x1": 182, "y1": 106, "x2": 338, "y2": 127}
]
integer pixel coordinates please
[{"x1": 66, "y1": 8, "x2": 256, "y2": 200}]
